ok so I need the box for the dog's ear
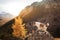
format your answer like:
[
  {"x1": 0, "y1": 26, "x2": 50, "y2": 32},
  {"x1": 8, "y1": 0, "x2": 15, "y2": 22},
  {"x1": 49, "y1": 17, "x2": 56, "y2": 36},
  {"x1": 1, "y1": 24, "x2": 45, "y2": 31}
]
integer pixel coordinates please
[{"x1": 46, "y1": 23, "x2": 49, "y2": 27}]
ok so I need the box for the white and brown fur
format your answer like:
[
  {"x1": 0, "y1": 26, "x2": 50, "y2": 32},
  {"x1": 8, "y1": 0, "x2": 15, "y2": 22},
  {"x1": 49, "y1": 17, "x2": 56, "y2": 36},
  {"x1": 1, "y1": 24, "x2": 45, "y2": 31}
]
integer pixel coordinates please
[{"x1": 34, "y1": 22, "x2": 49, "y2": 34}]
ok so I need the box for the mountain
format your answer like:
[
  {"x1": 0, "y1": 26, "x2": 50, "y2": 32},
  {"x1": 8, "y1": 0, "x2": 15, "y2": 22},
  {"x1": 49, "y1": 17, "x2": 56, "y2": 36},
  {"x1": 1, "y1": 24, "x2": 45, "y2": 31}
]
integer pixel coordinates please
[
  {"x1": 0, "y1": 0, "x2": 60, "y2": 39},
  {"x1": 0, "y1": 11, "x2": 14, "y2": 26},
  {"x1": 19, "y1": 0, "x2": 60, "y2": 37},
  {"x1": 20, "y1": 0, "x2": 60, "y2": 22}
]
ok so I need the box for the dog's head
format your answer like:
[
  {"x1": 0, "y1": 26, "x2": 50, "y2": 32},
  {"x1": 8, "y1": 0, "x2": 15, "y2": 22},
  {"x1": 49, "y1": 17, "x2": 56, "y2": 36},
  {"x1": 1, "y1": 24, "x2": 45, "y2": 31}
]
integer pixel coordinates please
[{"x1": 34, "y1": 22, "x2": 49, "y2": 31}]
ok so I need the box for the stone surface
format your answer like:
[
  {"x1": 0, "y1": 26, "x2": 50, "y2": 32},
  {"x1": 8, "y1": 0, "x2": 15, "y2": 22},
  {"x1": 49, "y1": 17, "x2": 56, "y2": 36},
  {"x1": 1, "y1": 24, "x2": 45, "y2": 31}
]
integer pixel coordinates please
[{"x1": 26, "y1": 30, "x2": 54, "y2": 40}]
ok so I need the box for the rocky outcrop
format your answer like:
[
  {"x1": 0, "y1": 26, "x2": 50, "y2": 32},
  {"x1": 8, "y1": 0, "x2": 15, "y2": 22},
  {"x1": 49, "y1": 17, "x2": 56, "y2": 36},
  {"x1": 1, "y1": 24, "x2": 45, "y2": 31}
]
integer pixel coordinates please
[
  {"x1": 25, "y1": 30, "x2": 54, "y2": 40},
  {"x1": 19, "y1": 0, "x2": 60, "y2": 38}
]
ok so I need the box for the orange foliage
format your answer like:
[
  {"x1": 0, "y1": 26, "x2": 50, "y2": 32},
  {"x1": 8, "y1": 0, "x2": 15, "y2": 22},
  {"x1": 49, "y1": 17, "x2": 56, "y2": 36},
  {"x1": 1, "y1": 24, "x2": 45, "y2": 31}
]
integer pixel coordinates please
[{"x1": 12, "y1": 16, "x2": 27, "y2": 38}]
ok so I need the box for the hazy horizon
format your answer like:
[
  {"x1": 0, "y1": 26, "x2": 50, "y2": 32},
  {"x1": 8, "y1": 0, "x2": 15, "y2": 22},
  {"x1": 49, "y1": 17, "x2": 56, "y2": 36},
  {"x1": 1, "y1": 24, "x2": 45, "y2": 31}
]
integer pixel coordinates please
[{"x1": 0, "y1": 0, "x2": 42, "y2": 17}]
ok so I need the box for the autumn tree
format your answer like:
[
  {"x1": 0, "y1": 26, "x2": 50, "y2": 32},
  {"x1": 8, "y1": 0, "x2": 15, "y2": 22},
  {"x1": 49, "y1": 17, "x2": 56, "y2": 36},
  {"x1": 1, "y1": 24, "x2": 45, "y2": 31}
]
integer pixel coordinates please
[{"x1": 12, "y1": 16, "x2": 27, "y2": 38}]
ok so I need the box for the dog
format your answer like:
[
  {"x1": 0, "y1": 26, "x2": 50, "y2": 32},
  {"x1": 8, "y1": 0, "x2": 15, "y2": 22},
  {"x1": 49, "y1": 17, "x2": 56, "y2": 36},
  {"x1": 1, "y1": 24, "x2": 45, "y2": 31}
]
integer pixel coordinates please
[{"x1": 34, "y1": 22, "x2": 49, "y2": 34}]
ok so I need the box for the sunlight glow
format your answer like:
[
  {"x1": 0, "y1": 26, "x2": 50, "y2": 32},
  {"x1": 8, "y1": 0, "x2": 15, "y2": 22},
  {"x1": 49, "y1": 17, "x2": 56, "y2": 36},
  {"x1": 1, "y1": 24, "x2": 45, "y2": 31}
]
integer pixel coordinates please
[
  {"x1": 2, "y1": 2, "x2": 26, "y2": 16},
  {"x1": 1, "y1": 0, "x2": 43, "y2": 17}
]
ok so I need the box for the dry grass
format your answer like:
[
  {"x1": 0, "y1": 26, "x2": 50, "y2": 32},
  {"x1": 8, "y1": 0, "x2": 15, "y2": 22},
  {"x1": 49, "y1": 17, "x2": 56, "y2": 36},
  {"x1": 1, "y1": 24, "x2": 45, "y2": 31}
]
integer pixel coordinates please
[{"x1": 54, "y1": 38, "x2": 60, "y2": 40}]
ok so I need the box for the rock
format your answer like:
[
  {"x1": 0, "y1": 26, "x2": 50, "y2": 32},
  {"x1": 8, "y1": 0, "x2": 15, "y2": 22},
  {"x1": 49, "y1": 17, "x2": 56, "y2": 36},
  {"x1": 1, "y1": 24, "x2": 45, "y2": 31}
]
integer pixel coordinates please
[{"x1": 26, "y1": 30, "x2": 54, "y2": 40}]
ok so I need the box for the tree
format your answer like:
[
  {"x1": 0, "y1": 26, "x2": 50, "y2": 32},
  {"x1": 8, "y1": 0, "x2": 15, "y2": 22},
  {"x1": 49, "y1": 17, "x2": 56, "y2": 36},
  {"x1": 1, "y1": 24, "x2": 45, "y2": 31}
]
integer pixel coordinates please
[{"x1": 12, "y1": 16, "x2": 27, "y2": 38}]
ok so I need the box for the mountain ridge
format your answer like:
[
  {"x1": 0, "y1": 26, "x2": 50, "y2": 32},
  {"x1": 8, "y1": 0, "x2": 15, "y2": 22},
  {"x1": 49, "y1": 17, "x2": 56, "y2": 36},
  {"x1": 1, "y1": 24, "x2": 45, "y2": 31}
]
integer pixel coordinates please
[{"x1": 0, "y1": 11, "x2": 14, "y2": 26}]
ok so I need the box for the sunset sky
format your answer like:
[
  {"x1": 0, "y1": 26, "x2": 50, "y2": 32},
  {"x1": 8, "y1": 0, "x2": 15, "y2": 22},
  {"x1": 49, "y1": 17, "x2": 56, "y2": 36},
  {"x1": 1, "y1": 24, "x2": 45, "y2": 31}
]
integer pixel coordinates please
[{"x1": 0, "y1": 0, "x2": 42, "y2": 16}]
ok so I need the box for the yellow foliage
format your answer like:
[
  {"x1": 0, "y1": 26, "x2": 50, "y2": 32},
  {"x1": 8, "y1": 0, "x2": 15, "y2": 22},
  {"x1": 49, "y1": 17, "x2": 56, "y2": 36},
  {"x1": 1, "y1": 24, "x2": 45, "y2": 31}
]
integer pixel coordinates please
[{"x1": 12, "y1": 16, "x2": 27, "y2": 38}]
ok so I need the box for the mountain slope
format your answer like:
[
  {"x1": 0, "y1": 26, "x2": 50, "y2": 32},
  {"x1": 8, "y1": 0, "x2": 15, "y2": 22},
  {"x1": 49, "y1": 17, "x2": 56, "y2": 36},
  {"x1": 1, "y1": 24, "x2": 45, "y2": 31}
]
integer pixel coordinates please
[
  {"x1": 19, "y1": 0, "x2": 60, "y2": 38},
  {"x1": 0, "y1": 0, "x2": 60, "y2": 38},
  {"x1": 0, "y1": 12, "x2": 14, "y2": 26}
]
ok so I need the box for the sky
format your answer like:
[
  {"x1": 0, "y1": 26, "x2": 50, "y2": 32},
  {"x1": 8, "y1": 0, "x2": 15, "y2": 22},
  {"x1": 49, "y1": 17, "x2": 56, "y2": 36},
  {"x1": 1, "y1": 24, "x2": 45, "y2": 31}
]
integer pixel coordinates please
[{"x1": 0, "y1": 0, "x2": 42, "y2": 17}]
